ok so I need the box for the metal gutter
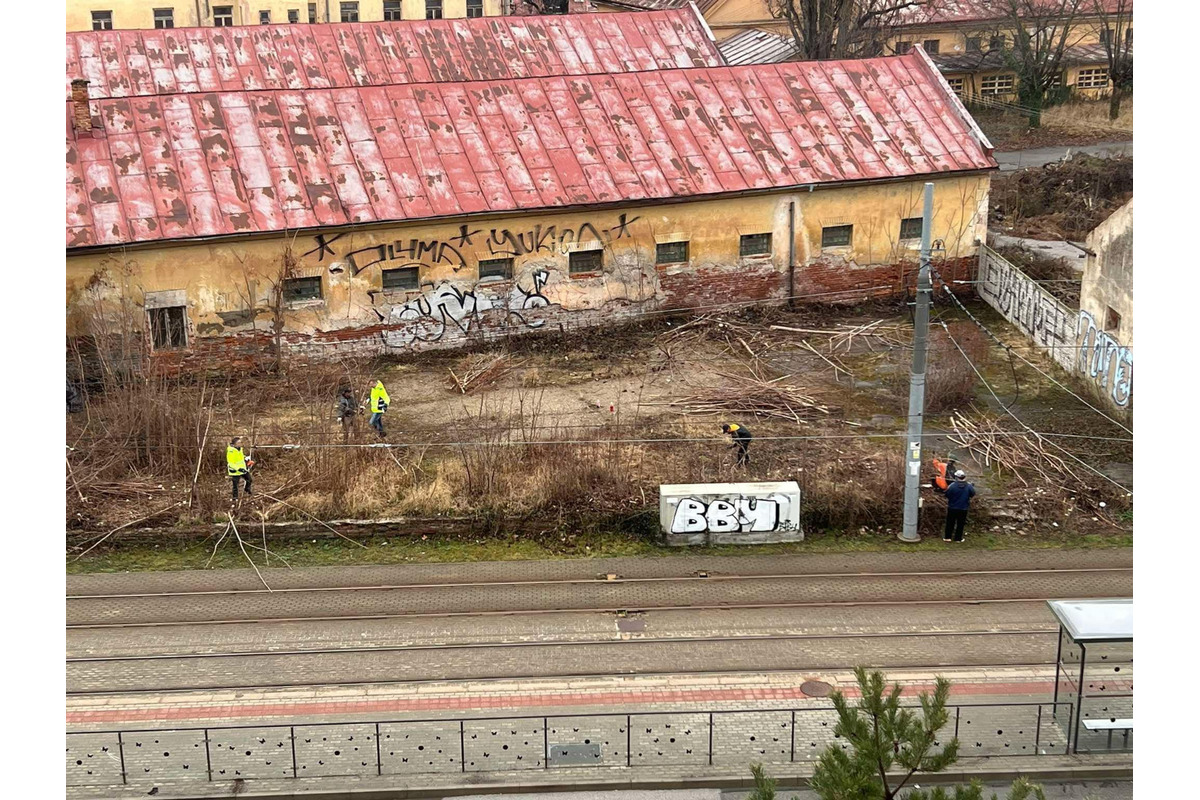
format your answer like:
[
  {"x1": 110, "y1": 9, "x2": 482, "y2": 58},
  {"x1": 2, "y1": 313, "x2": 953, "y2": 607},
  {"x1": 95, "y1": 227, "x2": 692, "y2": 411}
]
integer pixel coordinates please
[{"x1": 911, "y1": 44, "x2": 996, "y2": 156}]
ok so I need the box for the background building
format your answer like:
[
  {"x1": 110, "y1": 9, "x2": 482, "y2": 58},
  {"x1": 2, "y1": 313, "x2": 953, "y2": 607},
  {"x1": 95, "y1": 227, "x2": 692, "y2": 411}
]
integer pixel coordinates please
[{"x1": 1079, "y1": 198, "x2": 1133, "y2": 412}]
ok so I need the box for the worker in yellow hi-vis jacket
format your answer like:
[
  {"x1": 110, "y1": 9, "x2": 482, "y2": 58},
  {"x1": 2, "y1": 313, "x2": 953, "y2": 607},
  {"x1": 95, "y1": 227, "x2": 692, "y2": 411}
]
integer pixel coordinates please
[
  {"x1": 226, "y1": 437, "x2": 253, "y2": 501},
  {"x1": 368, "y1": 379, "x2": 390, "y2": 439}
]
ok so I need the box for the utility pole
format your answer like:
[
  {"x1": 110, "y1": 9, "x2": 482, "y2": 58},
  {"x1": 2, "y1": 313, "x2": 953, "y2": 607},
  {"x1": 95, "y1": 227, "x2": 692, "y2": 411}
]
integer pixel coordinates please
[{"x1": 900, "y1": 182, "x2": 934, "y2": 543}]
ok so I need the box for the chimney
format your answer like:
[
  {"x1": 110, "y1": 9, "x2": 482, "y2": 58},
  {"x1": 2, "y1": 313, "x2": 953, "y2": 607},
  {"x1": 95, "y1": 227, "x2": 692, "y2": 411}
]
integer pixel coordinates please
[{"x1": 71, "y1": 79, "x2": 93, "y2": 136}]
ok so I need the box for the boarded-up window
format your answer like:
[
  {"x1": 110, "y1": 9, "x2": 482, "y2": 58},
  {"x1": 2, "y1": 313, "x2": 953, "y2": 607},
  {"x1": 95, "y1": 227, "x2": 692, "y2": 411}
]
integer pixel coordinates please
[
  {"x1": 382, "y1": 267, "x2": 419, "y2": 290},
  {"x1": 478, "y1": 258, "x2": 513, "y2": 281},
  {"x1": 739, "y1": 233, "x2": 772, "y2": 257},
  {"x1": 900, "y1": 217, "x2": 924, "y2": 241},
  {"x1": 149, "y1": 306, "x2": 187, "y2": 350},
  {"x1": 656, "y1": 241, "x2": 689, "y2": 264},
  {"x1": 822, "y1": 224, "x2": 853, "y2": 249},
  {"x1": 569, "y1": 249, "x2": 603, "y2": 274},
  {"x1": 283, "y1": 276, "x2": 322, "y2": 302}
]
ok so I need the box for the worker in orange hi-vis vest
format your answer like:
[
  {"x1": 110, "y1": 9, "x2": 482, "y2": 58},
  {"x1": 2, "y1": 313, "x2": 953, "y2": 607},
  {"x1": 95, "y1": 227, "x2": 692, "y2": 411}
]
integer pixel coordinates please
[{"x1": 931, "y1": 456, "x2": 956, "y2": 492}]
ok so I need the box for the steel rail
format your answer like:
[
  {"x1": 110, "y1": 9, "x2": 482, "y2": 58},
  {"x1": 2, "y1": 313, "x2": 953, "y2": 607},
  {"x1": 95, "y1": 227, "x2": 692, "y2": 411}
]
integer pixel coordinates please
[
  {"x1": 66, "y1": 566, "x2": 1131, "y2": 601},
  {"x1": 67, "y1": 626, "x2": 1059, "y2": 663},
  {"x1": 66, "y1": 596, "x2": 1089, "y2": 630}
]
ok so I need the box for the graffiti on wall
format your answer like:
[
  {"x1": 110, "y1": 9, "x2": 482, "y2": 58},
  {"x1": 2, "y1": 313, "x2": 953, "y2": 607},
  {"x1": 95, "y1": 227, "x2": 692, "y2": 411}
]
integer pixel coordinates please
[
  {"x1": 303, "y1": 215, "x2": 643, "y2": 274},
  {"x1": 380, "y1": 269, "x2": 552, "y2": 349},
  {"x1": 977, "y1": 247, "x2": 1075, "y2": 371},
  {"x1": 669, "y1": 494, "x2": 797, "y2": 534},
  {"x1": 1077, "y1": 310, "x2": 1133, "y2": 407}
]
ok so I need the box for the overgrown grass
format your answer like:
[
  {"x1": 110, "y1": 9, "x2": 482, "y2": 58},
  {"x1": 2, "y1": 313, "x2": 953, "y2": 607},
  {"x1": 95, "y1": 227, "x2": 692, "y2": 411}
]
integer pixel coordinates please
[{"x1": 67, "y1": 528, "x2": 1133, "y2": 575}]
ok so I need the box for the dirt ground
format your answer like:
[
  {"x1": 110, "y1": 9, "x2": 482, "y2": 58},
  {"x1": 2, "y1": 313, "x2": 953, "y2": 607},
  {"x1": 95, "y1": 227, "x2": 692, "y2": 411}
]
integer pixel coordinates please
[
  {"x1": 989, "y1": 154, "x2": 1133, "y2": 240},
  {"x1": 66, "y1": 299, "x2": 1134, "y2": 554},
  {"x1": 972, "y1": 98, "x2": 1133, "y2": 152}
]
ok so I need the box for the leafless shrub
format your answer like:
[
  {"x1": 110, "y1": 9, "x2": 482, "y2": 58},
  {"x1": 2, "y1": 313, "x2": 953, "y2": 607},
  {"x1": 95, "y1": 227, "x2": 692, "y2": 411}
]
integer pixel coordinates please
[{"x1": 925, "y1": 322, "x2": 990, "y2": 413}]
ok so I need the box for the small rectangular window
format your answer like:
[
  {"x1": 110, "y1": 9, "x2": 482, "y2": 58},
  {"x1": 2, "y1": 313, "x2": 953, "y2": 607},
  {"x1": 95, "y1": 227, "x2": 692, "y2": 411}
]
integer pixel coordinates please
[
  {"x1": 384, "y1": 0, "x2": 402, "y2": 20},
  {"x1": 466, "y1": 0, "x2": 483, "y2": 17},
  {"x1": 213, "y1": 6, "x2": 234, "y2": 26},
  {"x1": 543, "y1": 0, "x2": 568, "y2": 12},
  {"x1": 1125, "y1": 27, "x2": 1132, "y2": 46},
  {"x1": 426, "y1": 0, "x2": 443, "y2": 19},
  {"x1": 894, "y1": 41, "x2": 912, "y2": 55},
  {"x1": 1105, "y1": 306, "x2": 1121, "y2": 333},
  {"x1": 1076, "y1": 68, "x2": 1110, "y2": 89},
  {"x1": 153, "y1": 8, "x2": 174, "y2": 28},
  {"x1": 260, "y1": 10, "x2": 271, "y2": 24},
  {"x1": 340, "y1": 1, "x2": 359, "y2": 22},
  {"x1": 288, "y1": 9, "x2": 300, "y2": 23},
  {"x1": 989, "y1": 34, "x2": 1006, "y2": 50},
  {"x1": 382, "y1": 267, "x2": 419, "y2": 291},
  {"x1": 980, "y1": 74, "x2": 1015, "y2": 95},
  {"x1": 655, "y1": 241, "x2": 689, "y2": 264},
  {"x1": 1099, "y1": 26, "x2": 1111, "y2": 45},
  {"x1": 283, "y1": 276, "x2": 323, "y2": 302},
  {"x1": 569, "y1": 249, "x2": 603, "y2": 274},
  {"x1": 922, "y1": 39, "x2": 940, "y2": 54},
  {"x1": 946, "y1": 77, "x2": 965, "y2": 96},
  {"x1": 739, "y1": 233, "x2": 772, "y2": 257},
  {"x1": 821, "y1": 224, "x2": 853, "y2": 249},
  {"x1": 478, "y1": 258, "x2": 513, "y2": 281},
  {"x1": 92, "y1": 11, "x2": 113, "y2": 30},
  {"x1": 966, "y1": 37, "x2": 981, "y2": 52},
  {"x1": 899, "y1": 217, "x2": 924, "y2": 241},
  {"x1": 149, "y1": 306, "x2": 187, "y2": 350},
  {"x1": 308, "y1": 3, "x2": 317, "y2": 23}
]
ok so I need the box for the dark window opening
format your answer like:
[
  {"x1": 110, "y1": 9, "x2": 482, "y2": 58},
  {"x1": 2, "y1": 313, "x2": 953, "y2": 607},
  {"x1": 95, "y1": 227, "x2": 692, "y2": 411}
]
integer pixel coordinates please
[
  {"x1": 478, "y1": 258, "x2": 513, "y2": 281},
  {"x1": 569, "y1": 249, "x2": 603, "y2": 274},
  {"x1": 92, "y1": 11, "x2": 113, "y2": 30},
  {"x1": 739, "y1": 233, "x2": 772, "y2": 257},
  {"x1": 822, "y1": 224, "x2": 853, "y2": 249},
  {"x1": 308, "y1": 3, "x2": 317, "y2": 23},
  {"x1": 382, "y1": 267, "x2": 420, "y2": 291},
  {"x1": 1105, "y1": 306, "x2": 1121, "y2": 333},
  {"x1": 966, "y1": 37, "x2": 981, "y2": 52},
  {"x1": 1099, "y1": 26, "x2": 1111, "y2": 45},
  {"x1": 989, "y1": 34, "x2": 1006, "y2": 50},
  {"x1": 895, "y1": 41, "x2": 912, "y2": 55},
  {"x1": 213, "y1": 6, "x2": 234, "y2": 26},
  {"x1": 426, "y1": 0, "x2": 443, "y2": 19},
  {"x1": 149, "y1": 306, "x2": 187, "y2": 350},
  {"x1": 154, "y1": 8, "x2": 174, "y2": 28},
  {"x1": 340, "y1": 1, "x2": 359, "y2": 22},
  {"x1": 656, "y1": 241, "x2": 689, "y2": 264},
  {"x1": 922, "y1": 39, "x2": 940, "y2": 54},
  {"x1": 542, "y1": 0, "x2": 568, "y2": 13},
  {"x1": 260, "y1": 10, "x2": 271, "y2": 24},
  {"x1": 288, "y1": 9, "x2": 300, "y2": 23},
  {"x1": 283, "y1": 276, "x2": 323, "y2": 302},
  {"x1": 1125, "y1": 27, "x2": 1133, "y2": 46},
  {"x1": 899, "y1": 217, "x2": 924, "y2": 241},
  {"x1": 466, "y1": 0, "x2": 483, "y2": 17},
  {"x1": 384, "y1": 0, "x2": 402, "y2": 20}
]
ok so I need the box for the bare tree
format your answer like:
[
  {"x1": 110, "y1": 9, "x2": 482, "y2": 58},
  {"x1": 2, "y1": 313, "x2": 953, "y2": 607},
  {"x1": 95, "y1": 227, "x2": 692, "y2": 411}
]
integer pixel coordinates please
[
  {"x1": 999, "y1": 0, "x2": 1087, "y2": 128},
  {"x1": 767, "y1": 0, "x2": 929, "y2": 61},
  {"x1": 1092, "y1": 0, "x2": 1133, "y2": 119}
]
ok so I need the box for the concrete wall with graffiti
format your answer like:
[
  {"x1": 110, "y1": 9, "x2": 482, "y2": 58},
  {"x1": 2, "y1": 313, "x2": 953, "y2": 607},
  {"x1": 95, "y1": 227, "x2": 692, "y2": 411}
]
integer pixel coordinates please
[
  {"x1": 1079, "y1": 199, "x2": 1133, "y2": 412},
  {"x1": 66, "y1": 174, "x2": 990, "y2": 362},
  {"x1": 660, "y1": 481, "x2": 802, "y2": 545},
  {"x1": 978, "y1": 243, "x2": 1132, "y2": 414}
]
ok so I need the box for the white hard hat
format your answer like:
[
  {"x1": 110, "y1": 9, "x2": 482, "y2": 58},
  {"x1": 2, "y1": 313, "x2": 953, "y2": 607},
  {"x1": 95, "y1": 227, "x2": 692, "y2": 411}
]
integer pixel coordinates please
[{"x1": 954, "y1": 470, "x2": 966, "y2": 479}]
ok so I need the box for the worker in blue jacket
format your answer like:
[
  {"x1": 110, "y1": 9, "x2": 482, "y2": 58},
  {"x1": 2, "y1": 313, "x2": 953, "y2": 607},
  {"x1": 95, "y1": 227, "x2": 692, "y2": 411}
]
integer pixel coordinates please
[{"x1": 943, "y1": 470, "x2": 976, "y2": 543}]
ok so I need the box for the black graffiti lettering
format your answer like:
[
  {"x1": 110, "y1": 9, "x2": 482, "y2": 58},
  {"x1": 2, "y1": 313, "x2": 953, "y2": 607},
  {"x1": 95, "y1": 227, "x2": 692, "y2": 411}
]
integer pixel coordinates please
[
  {"x1": 304, "y1": 232, "x2": 346, "y2": 261},
  {"x1": 607, "y1": 213, "x2": 641, "y2": 240},
  {"x1": 448, "y1": 224, "x2": 482, "y2": 248}
]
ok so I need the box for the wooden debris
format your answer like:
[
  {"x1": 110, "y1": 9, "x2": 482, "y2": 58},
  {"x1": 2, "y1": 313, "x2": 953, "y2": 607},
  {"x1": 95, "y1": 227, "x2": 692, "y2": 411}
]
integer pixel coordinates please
[
  {"x1": 644, "y1": 362, "x2": 833, "y2": 423},
  {"x1": 448, "y1": 354, "x2": 518, "y2": 394},
  {"x1": 948, "y1": 413, "x2": 1091, "y2": 490}
]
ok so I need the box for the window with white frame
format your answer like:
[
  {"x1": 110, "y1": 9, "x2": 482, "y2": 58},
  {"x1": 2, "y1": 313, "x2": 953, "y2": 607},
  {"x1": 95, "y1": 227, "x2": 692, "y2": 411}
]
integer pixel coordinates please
[
  {"x1": 153, "y1": 8, "x2": 174, "y2": 28},
  {"x1": 384, "y1": 0, "x2": 402, "y2": 20},
  {"x1": 467, "y1": 0, "x2": 483, "y2": 17},
  {"x1": 340, "y1": 1, "x2": 359, "y2": 22},
  {"x1": 213, "y1": 6, "x2": 234, "y2": 26},
  {"x1": 426, "y1": 0, "x2": 443, "y2": 19},
  {"x1": 1076, "y1": 68, "x2": 1110, "y2": 89},
  {"x1": 946, "y1": 77, "x2": 964, "y2": 96},
  {"x1": 980, "y1": 74, "x2": 1015, "y2": 95},
  {"x1": 92, "y1": 10, "x2": 113, "y2": 30}
]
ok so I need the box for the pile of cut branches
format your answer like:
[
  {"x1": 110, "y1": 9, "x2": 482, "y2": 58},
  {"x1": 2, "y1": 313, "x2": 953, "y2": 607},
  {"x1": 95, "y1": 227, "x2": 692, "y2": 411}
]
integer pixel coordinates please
[
  {"x1": 948, "y1": 412, "x2": 1092, "y2": 491},
  {"x1": 646, "y1": 362, "x2": 833, "y2": 423},
  {"x1": 447, "y1": 354, "x2": 519, "y2": 394}
]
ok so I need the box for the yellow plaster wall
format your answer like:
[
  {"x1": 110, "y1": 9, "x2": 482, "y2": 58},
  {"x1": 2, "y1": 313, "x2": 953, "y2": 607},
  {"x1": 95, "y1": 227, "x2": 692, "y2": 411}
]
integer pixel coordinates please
[
  {"x1": 67, "y1": 174, "x2": 989, "y2": 347},
  {"x1": 67, "y1": 0, "x2": 501, "y2": 31}
]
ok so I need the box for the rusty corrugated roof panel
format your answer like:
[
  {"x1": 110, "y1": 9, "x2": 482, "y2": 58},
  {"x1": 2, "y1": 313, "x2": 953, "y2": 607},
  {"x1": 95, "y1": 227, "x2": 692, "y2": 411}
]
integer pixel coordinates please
[
  {"x1": 718, "y1": 29, "x2": 800, "y2": 66},
  {"x1": 66, "y1": 9, "x2": 723, "y2": 101},
  {"x1": 66, "y1": 52, "x2": 995, "y2": 250}
]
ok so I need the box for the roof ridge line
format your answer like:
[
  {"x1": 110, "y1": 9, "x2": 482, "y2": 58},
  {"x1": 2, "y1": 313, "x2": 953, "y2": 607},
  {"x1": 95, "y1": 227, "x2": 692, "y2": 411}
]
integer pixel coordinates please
[{"x1": 909, "y1": 44, "x2": 994, "y2": 156}]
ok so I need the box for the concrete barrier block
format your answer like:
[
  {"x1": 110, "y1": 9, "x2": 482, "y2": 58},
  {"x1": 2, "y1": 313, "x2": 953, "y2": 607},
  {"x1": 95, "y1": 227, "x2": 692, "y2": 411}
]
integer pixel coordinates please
[{"x1": 659, "y1": 481, "x2": 802, "y2": 545}]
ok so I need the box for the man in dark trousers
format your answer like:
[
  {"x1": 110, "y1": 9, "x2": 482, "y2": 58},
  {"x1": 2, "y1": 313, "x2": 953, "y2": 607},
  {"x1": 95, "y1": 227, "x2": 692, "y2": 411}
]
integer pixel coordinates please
[
  {"x1": 227, "y1": 437, "x2": 253, "y2": 502},
  {"x1": 336, "y1": 388, "x2": 360, "y2": 444},
  {"x1": 721, "y1": 423, "x2": 752, "y2": 468},
  {"x1": 943, "y1": 469, "x2": 975, "y2": 542}
]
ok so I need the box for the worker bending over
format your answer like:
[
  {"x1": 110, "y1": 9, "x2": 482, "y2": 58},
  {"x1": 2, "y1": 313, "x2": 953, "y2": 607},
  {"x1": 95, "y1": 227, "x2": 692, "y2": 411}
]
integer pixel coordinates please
[{"x1": 721, "y1": 423, "x2": 752, "y2": 468}]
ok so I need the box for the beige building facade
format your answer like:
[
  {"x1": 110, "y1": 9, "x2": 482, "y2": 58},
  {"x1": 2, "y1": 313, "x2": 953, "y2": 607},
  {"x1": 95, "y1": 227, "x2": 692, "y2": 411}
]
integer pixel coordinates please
[{"x1": 1078, "y1": 198, "x2": 1132, "y2": 412}]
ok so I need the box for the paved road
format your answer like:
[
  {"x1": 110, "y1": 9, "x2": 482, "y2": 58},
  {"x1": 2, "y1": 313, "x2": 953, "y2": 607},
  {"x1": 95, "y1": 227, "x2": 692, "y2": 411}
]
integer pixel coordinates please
[
  {"x1": 993, "y1": 140, "x2": 1132, "y2": 171},
  {"x1": 65, "y1": 549, "x2": 1131, "y2": 695}
]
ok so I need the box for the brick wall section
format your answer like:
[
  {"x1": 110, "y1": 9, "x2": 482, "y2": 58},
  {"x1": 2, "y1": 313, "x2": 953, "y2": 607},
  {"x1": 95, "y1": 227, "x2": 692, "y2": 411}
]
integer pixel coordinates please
[{"x1": 72, "y1": 258, "x2": 981, "y2": 375}]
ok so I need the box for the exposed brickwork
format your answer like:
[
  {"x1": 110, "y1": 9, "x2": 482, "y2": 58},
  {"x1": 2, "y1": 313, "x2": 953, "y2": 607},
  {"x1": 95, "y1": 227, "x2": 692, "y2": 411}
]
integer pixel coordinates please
[{"x1": 70, "y1": 79, "x2": 91, "y2": 135}]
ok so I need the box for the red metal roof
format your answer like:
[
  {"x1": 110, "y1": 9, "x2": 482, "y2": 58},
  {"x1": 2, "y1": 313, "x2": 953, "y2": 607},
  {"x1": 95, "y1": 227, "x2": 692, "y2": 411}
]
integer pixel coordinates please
[
  {"x1": 66, "y1": 50, "x2": 995, "y2": 250},
  {"x1": 894, "y1": 0, "x2": 1130, "y2": 28},
  {"x1": 66, "y1": 10, "x2": 722, "y2": 101}
]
